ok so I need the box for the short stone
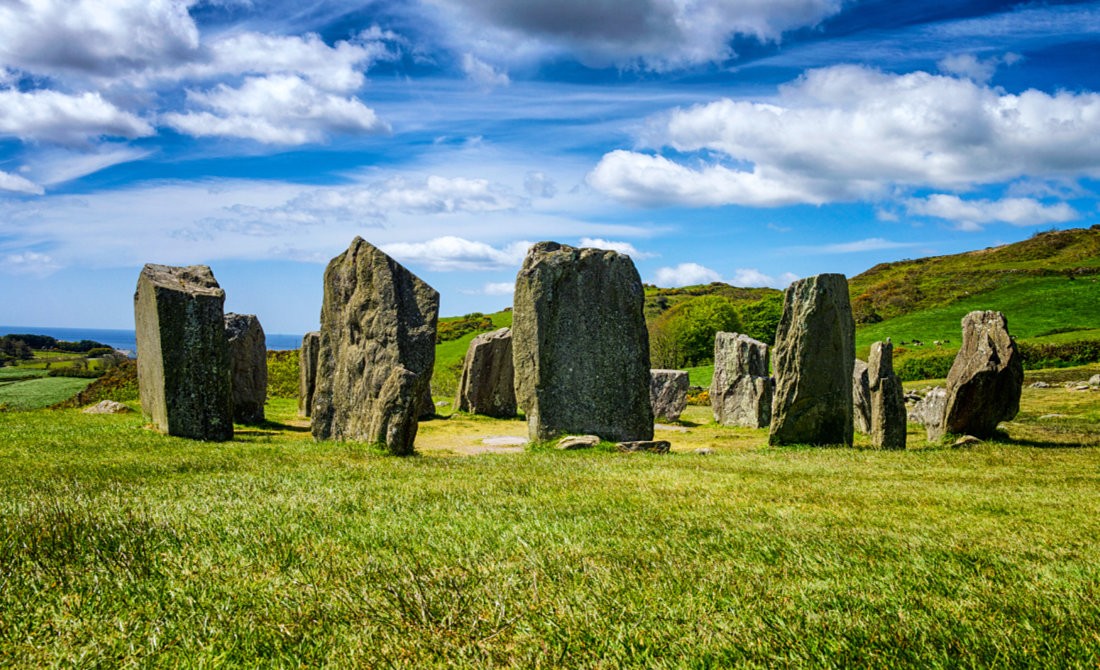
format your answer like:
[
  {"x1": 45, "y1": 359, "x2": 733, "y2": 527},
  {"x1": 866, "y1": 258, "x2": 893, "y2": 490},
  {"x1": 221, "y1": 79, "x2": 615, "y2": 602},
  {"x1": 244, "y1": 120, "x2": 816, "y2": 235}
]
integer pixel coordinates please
[
  {"x1": 1039, "y1": 414, "x2": 1067, "y2": 420},
  {"x1": 556, "y1": 435, "x2": 600, "y2": 450},
  {"x1": 298, "y1": 331, "x2": 320, "y2": 418},
  {"x1": 1029, "y1": 381, "x2": 1051, "y2": 389},
  {"x1": 693, "y1": 448, "x2": 714, "y2": 456},
  {"x1": 455, "y1": 327, "x2": 516, "y2": 418},
  {"x1": 952, "y1": 435, "x2": 983, "y2": 448},
  {"x1": 616, "y1": 440, "x2": 671, "y2": 454},
  {"x1": 650, "y1": 369, "x2": 689, "y2": 422},
  {"x1": 83, "y1": 400, "x2": 132, "y2": 414},
  {"x1": 939, "y1": 311, "x2": 1023, "y2": 441},
  {"x1": 852, "y1": 359, "x2": 871, "y2": 435},
  {"x1": 224, "y1": 313, "x2": 267, "y2": 424},
  {"x1": 710, "y1": 332, "x2": 773, "y2": 428},
  {"x1": 1090, "y1": 374, "x2": 1100, "y2": 387}
]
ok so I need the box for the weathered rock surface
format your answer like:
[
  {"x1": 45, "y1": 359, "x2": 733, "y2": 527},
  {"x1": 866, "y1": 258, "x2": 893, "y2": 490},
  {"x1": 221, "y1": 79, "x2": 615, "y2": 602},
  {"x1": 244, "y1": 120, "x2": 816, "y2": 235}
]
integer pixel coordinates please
[
  {"x1": 83, "y1": 400, "x2": 132, "y2": 414},
  {"x1": 311, "y1": 237, "x2": 439, "y2": 455},
  {"x1": 710, "y1": 332, "x2": 773, "y2": 428},
  {"x1": 868, "y1": 340, "x2": 906, "y2": 450},
  {"x1": 617, "y1": 440, "x2": 671, "y2": 454},
  {"x1": 852, "y1": 359, "x2": 871, "y2": 434},
  {"x1": 557, "y1": 435, "x2": 600, "y2": 450},
  {"x1": 455, "y1": 327, "x2": 516, "y2": 418},
  {"x1": 134, "y1": 264, "x2": 233, "y2": 441},
  {"x1": 298, "y1": 331, "x2": 320, "y2": 418},
  {"x1": 937, "y1": 311, "x2": 1023, "y2": 441},
  {"x1": 224, "y1": 313, "x2": 267, "y2": 424},
  {"x1": 909, "y1": 386, "x2": 947, "y2": 441},
  {"x1": 650, "y1": 369, "x2": 689, "y2": 422},
  {"x1": 769, "y1": 274, "x2": 855, "y2": 446},
  {"x1": 1090, "y1": 374, "x2": 1100, "y2": 387},
  {"x1": 512, "y1": 241, "x2": 653, "y2": 442}
]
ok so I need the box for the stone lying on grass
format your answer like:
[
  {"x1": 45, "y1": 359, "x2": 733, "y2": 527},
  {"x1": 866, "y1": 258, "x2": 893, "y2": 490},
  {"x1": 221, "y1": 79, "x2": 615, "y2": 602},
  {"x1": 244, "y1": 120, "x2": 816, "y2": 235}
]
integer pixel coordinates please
[
  {"x1": 83, "y1": 400, "x2": 132, "y2": 414},
  {"x1": 557, "y1": 435, "x2": 601, "y2": 450},
  {"x1": 616, "y1": 440, "x2": 671, "y2": 454}
]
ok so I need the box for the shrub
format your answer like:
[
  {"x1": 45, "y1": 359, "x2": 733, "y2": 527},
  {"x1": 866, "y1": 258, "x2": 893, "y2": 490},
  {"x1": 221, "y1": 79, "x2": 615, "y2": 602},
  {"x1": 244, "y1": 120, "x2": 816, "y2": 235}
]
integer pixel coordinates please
[
  {"x1": 1019, "y1": 340, "x2": 1100, "y2": 369},
  {"x1": 686, "y1": 389, "x2": 710, "y2": 406},
  {"x1": 895, "y1": 351, "x2": 956, "y2": 382},
  {"x1": 266, "y1": 350, "x2": 299, "y2": 399},
  {"x1": 437, "y1": 313, "x2": 494, "y2": 344},
  {"x1": 737, "y1": 293, "x2": 783, "y2": 345},
  {"x1": 52, "y1": 360, "x2": 139, "y2": 408}
]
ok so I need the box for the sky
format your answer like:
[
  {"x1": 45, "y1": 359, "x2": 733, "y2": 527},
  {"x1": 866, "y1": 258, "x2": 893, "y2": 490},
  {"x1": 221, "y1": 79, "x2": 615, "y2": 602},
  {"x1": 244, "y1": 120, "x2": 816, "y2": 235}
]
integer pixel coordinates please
[{"x1": 1, "y1": 0, "x2": 1099, "y2": 334}]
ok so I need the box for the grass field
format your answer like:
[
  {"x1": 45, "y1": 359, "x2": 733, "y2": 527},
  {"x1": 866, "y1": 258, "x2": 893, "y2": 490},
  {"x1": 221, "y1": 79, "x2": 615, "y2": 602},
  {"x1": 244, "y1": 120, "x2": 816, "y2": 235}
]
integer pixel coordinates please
[
  {"x1": 2, "y1": 369, "x2": 1100, "y2": 666},
  {"x1": 0, "y1": 376, "x2": 95, "y2": 410}
]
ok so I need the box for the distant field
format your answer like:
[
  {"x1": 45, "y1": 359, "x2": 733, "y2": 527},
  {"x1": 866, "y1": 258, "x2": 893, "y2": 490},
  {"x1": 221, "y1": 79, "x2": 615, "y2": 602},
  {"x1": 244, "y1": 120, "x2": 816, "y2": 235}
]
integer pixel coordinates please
[{"x1": 0, "y1": 376, "x2": 95, "y2": 410}]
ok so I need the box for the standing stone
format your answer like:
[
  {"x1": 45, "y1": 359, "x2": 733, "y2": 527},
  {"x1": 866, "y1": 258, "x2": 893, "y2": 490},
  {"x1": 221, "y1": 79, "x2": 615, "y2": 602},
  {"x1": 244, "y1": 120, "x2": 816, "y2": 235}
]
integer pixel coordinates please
[
  {"x1": 769, "y1": 273, "x2": 855, "y2": 446},
  {"x1": 868, "y1": 340, "x2": 906, "y2": 449},
  {"x1": 224, "y1": 313, "x2": 267, "y2": 424},
  {"x1": 311, "y1": 237, "x2": 439, "y2": 455},
  {"x1": 650, "y1": 369, "x2": 689, "y2": 422},
  {"x1": 910, "y1": 387, "x2": 948, "y2": 440},
  {"x1": 852, "y1": 359, "x2": 871, "y2": 434},
  {"x1": 455, "y1": 327, "x2": 516, "y2": 418},
  {"x1": 512, "y1": 241, "x2": 653, "y2": 442},
  {"x1": 298, "y1": 331, "x2": 320, "y2": 418},
  {"x1": 936, "y1": 310, "x2": 1023, "y2": 440},
  {"x1": 134, "y1": 264, "x2": 233, "y2": 441},
  {"x1": 710, "y1": 333, "x2": 773, "y2": 428}
]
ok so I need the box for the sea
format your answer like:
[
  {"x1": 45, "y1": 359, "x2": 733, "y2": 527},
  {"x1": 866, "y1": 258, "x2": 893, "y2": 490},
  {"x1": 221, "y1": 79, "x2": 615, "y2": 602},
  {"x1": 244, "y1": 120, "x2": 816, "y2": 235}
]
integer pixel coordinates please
[{"x1": 0, "y1": 326, "x2": 305, "y2": 357}]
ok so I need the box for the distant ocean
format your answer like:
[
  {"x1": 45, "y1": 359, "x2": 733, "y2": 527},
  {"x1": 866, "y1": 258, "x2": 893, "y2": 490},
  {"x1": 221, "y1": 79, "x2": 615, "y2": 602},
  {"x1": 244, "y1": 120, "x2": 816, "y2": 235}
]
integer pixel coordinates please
[{"x1": 0, "y1": 326, "x2": 305, "y2": 356}]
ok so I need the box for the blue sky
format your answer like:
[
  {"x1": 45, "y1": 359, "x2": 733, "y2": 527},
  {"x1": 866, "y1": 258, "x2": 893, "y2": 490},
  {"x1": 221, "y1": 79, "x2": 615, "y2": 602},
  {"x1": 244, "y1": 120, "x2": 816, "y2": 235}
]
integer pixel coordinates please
[{"x1": 1, "y1": 0, "x2": 1099, "y2": 334}]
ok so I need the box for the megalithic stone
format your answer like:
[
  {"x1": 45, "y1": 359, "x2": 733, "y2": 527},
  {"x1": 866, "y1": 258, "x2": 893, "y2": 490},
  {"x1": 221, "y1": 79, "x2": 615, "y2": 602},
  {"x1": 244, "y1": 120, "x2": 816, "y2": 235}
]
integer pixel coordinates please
[
  {"x1": 852, "y1": 359, "x2": 871, "y2": 434},
  {"x1": 769, "y1": 273, "x2": 855, "y2": 446},
  {"x1": 224, "y1": 313, "x2": 267, "y2": 424},
  {"x1": 710, "y1": 332, "x2": 773, "y2": 428},
  {"x1": 298, "y1": 331, "x2": 320, "y2": 418},
  {"x1": 311, "y1": 237, "x2": 439, "y2": 455},
  {"x1": 868, "y1": 340, "x2": 906, "y2": 450},
  {"x1": 456, "y1": 327, "x2": 516, "y2": 418},
  {"x1": 134, "y1": 264, "x2": 233, "y2": 441},
  {"x1": 650, "y1": 369, "x2": 689, "y2": 422},
  {"x1": 512, "y1": 241, "x2": 653, "y2": 442}
]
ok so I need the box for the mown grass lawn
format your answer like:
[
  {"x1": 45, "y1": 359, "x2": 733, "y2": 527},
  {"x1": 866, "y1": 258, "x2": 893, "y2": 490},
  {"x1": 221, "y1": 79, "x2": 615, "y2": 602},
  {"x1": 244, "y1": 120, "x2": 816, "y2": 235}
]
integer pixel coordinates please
[
  {"x1": 2, "y1": 382, "x2": 1100, "y2": 667},
  {"x1": 0, "y1": 376, "x2": 95, "y2": 410}
]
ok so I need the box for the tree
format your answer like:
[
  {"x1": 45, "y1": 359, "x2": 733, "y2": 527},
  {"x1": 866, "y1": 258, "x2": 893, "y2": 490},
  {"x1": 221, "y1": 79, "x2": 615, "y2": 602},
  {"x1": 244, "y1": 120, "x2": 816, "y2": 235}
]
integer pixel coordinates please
[
  {"x1": 737, "y1": 293, "x2": 784, "y2": 345},
  {"x1": 650, "y1": 295, "x2": 741, "y2": 368}
]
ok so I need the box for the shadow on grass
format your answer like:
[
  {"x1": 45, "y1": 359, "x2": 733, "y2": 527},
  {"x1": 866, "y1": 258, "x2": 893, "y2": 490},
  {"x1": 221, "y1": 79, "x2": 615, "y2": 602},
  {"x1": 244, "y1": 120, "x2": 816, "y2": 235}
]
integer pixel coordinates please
[{"x1": 236, "y1": 419, "x2": 311, "y2": 435}]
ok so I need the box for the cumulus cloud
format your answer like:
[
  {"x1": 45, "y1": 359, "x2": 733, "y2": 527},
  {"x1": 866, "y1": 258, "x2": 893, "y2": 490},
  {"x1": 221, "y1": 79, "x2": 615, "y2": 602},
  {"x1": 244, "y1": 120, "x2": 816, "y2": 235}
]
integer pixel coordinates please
[
  {"x1": 578, "y1": 237, "x2": 655, "y2": 259},
  {"x1": 426, "y1": 0, "x2": 843, "y2": 71},
  {"x1": 162, "y1": 74, "x2": 389, "y2": 144},
  {"x1": 0, "y1": 170, "x2": 44, "y2": 196},
  {"x1": 654, "y1": 262, "x2": 722, "y2": 287},
  {"x1": 906, "y1": 194, "x2": 1078, "y2": 231},
  {"x1": 482, "y1": 282, "x2": 515, "y2": 295},
  {"x1": 937, "y1": 53, "x2": 1019, "y2": 84},
  {"x1": 382, "y1": 236, "x2": 532, "y2": 271},
  {"x1": 3, "y1": 251, "x2": 59, "y2": 275},
  {"x1": 524, "y1": 171, "x2": 557, "y2": 198},
  {"x1": 590, "y1": 65, "x2": 1100, "y2": 208},
  {"x1": 461, "y1": 53, "x2": 510, "y2": 88},
  {"x1": 0, "y1": 89, "x2": 154, "y2": 146}
]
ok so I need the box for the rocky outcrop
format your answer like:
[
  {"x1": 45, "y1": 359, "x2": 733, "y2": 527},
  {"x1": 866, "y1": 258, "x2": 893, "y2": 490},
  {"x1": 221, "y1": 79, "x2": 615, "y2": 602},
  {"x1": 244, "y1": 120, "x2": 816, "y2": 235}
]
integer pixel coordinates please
[
  {"x1": 852, "y1": 359, "x2": 871, "y2": 434},
  {"x1": 710, "y1": 332, "x2": 773, "y2": 428},
  {"x1": 769, "y1": 274, "x2": 855, "y2": 446},
  {"x1": 868, "y1": 340, "x2": 906, "y2": 450},
  {"x1": 311, "y1": 237, "x2": 439, "y2": 455},
  {"x1": 298, "y1": 331, "x2": 320, "y2": 418},
  {"x1": 134, "y1": 264, "x2": 233, "y2": 441},
  {"x1": 224, "y1": 313, "x2": 267, "y2": 424},
  {"x1": 512, "y1": 241, "x2": 653, "y2": 442},
  {"x1": 455, "y1": 327, "x2": 516, "y2": 418},
  {"x1": 937, "y1": 310, "x2": 1023, "y2": 440},
  {"x1": 82, "y1": 400, "x2": 132, "y2": 414},
  {"x1": 650, "y1": 369, "x2": 689, "y2": 422}
]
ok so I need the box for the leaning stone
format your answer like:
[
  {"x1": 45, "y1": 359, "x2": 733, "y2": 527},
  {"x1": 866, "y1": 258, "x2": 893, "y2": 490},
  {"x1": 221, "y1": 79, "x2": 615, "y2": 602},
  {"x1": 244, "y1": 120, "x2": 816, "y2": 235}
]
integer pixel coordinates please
[
  {"x1": 852, "y1": 359, "x2": 871, "y2": 434},
  {"x1": 868, "y1": 340, "x2": 906, "y2": 450},
  {"x1": 616, "y1": 440, "x2": 671, "y2": 454},
  {"x1": 513, "y1": 242, "x2": 653, "y2": 442},
  {"x1": 710, "y1": 332, "x2": 773, "y2": 428},
  {"x1": 134, "y1": 264, "x2": 233, "y2": 441},
  {"x1": 769, "y1": 274, "x2": 855, "y2": 446},
  {"x1": 455, "y1": 327, "x2": 516, "y2": 418},
  {"x1": 311, "y1": 237, "x2": 439, "y2": 455},
  {"x1": 298, "y1": 331, "x2": 320, "y2": 418},
  {"x1": 224, "y1": 313, "x2": 267, "y2": 424},
  {"x1": 557, "y1": 435, "x2": 600, "y2": 450},
  {"x1": 650, "y1": 369, "x2": 689, "y2": 422},
  {"x1": 939, "y1": 311, "x2": 1023, "y2": 440},
  {"x1": 83, "y1": 400, "x2": 132, "y2": 414}
]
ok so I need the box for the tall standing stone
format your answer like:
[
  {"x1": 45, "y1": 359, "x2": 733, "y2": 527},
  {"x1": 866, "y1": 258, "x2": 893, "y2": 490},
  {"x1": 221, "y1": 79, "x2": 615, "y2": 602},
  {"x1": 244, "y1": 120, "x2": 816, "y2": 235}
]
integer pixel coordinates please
[
  {"x1": 224, "y1": 313, "x2": 267, "y2": 424},
  {"x1": 512, "y1": 241, "x2": 653, "y2": 442},
  {"x1": 311, "y1": 237, "x2": 439, "y2": 455},
  {"x1": 710, "y1": 332, "x2": 773, "y2": 428},
  {"x1": 455, "y1": 327, "x2": 516, "y2": 418},
  {"x1": 769, "y1": 273, "x2": 855, "y2": 446},
  {"x1": 868, "y1": 340, "x2": 906, "y2": 450},
  {"x1": 134, "y1": 264, "x2": 232, "y2": 441},
  {"x1": 650, "y1": 369, "x2": 689, "y2": 422},
  {"x1": 298, "y1": 331, "x2": 320, "y2": 418},
  {"x1": 935, "y1": 310, "x2": 1023, "y2": 440},
  {"x1": 852, "y1": 359, "x2": 871, "y2": 434}
]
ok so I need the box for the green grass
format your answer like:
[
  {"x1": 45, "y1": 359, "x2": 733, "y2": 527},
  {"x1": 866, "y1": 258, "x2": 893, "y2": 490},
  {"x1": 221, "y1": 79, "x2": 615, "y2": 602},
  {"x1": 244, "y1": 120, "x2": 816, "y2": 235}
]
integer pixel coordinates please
[
  {"x1": 2, "y1": 382, "x2": 1100, "y2": 666},
  {"x1": 0, "y1": 377, "x2": 95, "y2": 410}
]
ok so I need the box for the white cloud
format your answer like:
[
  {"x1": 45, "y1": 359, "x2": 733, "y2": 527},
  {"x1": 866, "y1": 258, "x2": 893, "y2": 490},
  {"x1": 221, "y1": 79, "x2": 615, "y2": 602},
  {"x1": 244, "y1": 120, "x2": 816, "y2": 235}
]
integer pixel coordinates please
[
  {"x1": 3, "y1": 251, "x2": 59, "y2": 275},
  {"x1": 0, "y1": 89, "x2": 153, "y2": 146},
  {"x1": 162, "y1": 74, "x2": 389, "y2": 144},
  {"x1": 578, "y1": 237, "x2": 655, "y2": 259},
  {"x1": 729, "y1": 268, "x2": 799, "y2": 288},
  {"x1": 382, "y1": 236, "x2": 532, "y2": 271},
  {"x1": 524, "y1": 171, "x2": 557, "y2": 198},
  {"x1": 814, "y1": 238, "x2": 922, "y2": 254},
  {"x1": 461, "y1": 53, "x2": 510, "y2": 88},
  {"x1": 482, "y1": 282, "x2": 515, "y2": 295},
  {"x1": 906, "y1": 195, "x2": 1079, "y2": 230},
  {"x1": 653, "y1": 262, "x2": 722, "y2": 287},
  {"x1": 0, "y1": 170, "x2": 43, "y2": 196},
  {"x1": 591, "y1": 65, "x2": 1100, "y2": 208}
]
